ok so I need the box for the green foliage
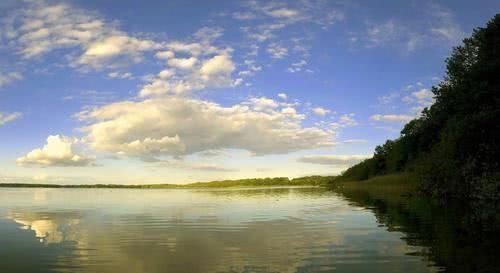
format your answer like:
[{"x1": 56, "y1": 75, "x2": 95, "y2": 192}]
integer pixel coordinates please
[{"x1": 340, "y1": 15, "x2": 500, "y2": 201}]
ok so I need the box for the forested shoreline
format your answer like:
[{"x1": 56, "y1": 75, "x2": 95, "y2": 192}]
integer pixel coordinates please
[
  {"x1": 339, "y1": 15, "x2": 500, "y2": 201},
  {"x1": 0, "y1": 175, "x2": 335, "y2": 189}
]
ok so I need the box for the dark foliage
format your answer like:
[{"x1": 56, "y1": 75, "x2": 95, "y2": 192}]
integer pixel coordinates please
[{"x1": 340, "y1": 15, "x2": 500, "y2": 201}]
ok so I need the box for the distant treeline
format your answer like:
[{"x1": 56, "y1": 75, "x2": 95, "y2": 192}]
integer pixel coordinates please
[
  {"x1": 0, "y1": 176, "x2": 335, "y2": 189},
  {"x1": 339, "y1": 15, "x2": 500, "y2": 201}
]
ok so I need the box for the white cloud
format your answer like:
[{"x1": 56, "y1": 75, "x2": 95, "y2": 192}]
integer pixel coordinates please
[
  {"x1": 351, "y1": 4, "x2": 464, "y2": 52},
  {"x1": 77, "y1": 96, "x2": 335, "y2": 160},
  {"x1": 0, "y1": 112, "x2": 22, "y2": 126},
  {"x1": 232, "y1": 12, "x2": 256, "y2": 20},
  {"x1": 236, "y1": 0, "x2": 344, "y2": 68},
  {"x1": 268, "y1": 8, "x2": 299, "y2": 19},
  {"x1": 246, "y1": 23, "x2": 285, "y2": 42},
  {"x1": 241, "y1": 0, "x2": 342, "y2": 27},
  {"x1": 431, "y1": 27, "x2": 462, "y2": 41},
  {"x1": 377, "y1": 93, "x2": 400, "y2": 104},
  {"x1": 63, "y1": 90, "x2": 117, "y2": 105},
  {"x1": 244, "y1": 97, "x2": 279, "y2": 112},
  {"x1": 0, "y1": 71, "x2": 23, "y2": 88},
  {"x1": 297, "y1": 155, "x2": 371, "y2": 165},
  {"x1": 107, "y1": 71, "x2": 133, "y2": 79},
  {"x1": 138, "y1": 79, "x2": 173, "y2": 97},
  {"x1": 277, "y1": 93, "x2": 287, "y2": 100},
  {"x1": 139, "y1": 45, "x2": 235, "y2": 97},
  {"x1": 341, "y1": 139, "x2": 368, "y2": 145},
  {"x1": 197, "y1": 150, "x2": 224, "y2": 158},
  {"x1": 267, "y1": 43, "x2": 288, "y2": 59},
  {"x1": 331, "y1": 114, "x2": 358, "y2": 129},
  {"x1": 412, "y1": 88, "x2": 434, "y2": 103},
  {"x1": 312, "y1": 107, "x2": 330, "y2": 116},
  {"x1": 154, "y1": 50, "x2": 175, "y2": 60},
  {"x1": 199, "y1": 54, "x2": 235, "y2": 77},
  {"x1": 167, "y1": 57, "x2": 198, "y2": 70},
  {"x1": 370, "y1": 114, "x2": 413, "y2": 123},
  {"x1": 281, "y1": 107, "x2": 303, "y2": 119},
  {"x1": 78, "y1": 35, "x2": 162, "y2": 69},
  {"x1": 238, "y1": 59, "x2": 262, "y2": 78},
  {"x1": 3, "y1": 1, "x2": 162, "y2": 70},
  {"x1": 287, "y1": 60, "x2": 307, "y2": 73},
  {"x1": 166, "y1": 42, "x2": 203, "y2": 56},
  {"x1": 158, "y1": 69, "x2": 174, "y2": 79},
  {"x1": 428, "y1": 4, "x2": 465, "y2": 43},
  {"x1": 365, "y1": 20, "x2": 400, "y2": 47},
  {"x1": 402, "y1": 88, "x2": 435, "y2": 114},
  {"x1": 16, "y1": 135, "x2": 95, "y2": 167},
  {"x1": 233, "y1": 78, "x2": 243, "y2": 86}
]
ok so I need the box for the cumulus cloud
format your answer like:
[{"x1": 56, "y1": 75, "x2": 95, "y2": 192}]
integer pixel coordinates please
[
  {"x1": 0, "y1": 112, "x2": 22, "y2": 126},
  {"x1": 167, "y1": 57, "x2": 198, "y2": 70},
  {"x1": 154, "y1": 50, "x2": 175, "y2": 60},
  {"x1": 200, "y1": 54, "x2": 235, "y2": 77},
  {"x1": 244, "y1": 97, "x2": 279, "y2": 112},
  {"x1": 78, "y1": 35, "x2": 162, "y2": 69},
  {"x1": 2, "y1": 1, "x2": 162, "y2": 70},
  {"x1": 277, "y1": 93, "x2": 287, "y2": 100},
  {"x1": 16, "y1": 135, "x2": 95, "y2": 167},
  {"x1": 312, "y1": 107, "x2": 330, "y2": 116},
  {"x1": 297, "y1": 154, "x2": 371, "y2": 165},
  {"x1": 137, "y1": 28, "x2": 235, "y2": 98},
  {"x1": 77, "y1": 96, "x2": 335, "y2": 160},
  {"x1": 281, "y1": 107, "x2": 303, "y2": 120},
  {"x1": 331, "y1": 114, "x2": 358, "y2": 129},
  {"x1": 403, "y1": 88, "x2": 434, "y2": 112},
  {"x1": 139, "y1": 53, "x2": 235, "y2": 97},
  {"x1": 370, "y1": 114, "x2": 413, "y2": 123},
  {"x1": 166, "y1": 42, "x2": 203, "y2": 56},
  {"x1": 158, "y1": 69, "x2": 174, "y2": 79}
]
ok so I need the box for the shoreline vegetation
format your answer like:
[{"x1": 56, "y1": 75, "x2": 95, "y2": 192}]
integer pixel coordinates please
[
  {"x1": 338, "y1": 15, "x2": 500, "y2": 202},
  {"x1": 0, "y1": 175, "x2": 335, "y2": 189},
  {"x1": 334, "y1": 173, "x2": 500, "y2": 273}
]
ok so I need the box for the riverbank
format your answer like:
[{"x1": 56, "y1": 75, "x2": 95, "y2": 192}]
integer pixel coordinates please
[{"x1": 331, "y1": 173, "x2": 419, "y2": 203}]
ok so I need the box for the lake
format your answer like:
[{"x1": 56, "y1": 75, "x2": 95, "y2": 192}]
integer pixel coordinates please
[{"x1": 0, "y1": 187, "x2": 497, "y2": 273}]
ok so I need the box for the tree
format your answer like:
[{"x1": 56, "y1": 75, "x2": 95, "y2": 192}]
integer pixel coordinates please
[{"x1": 339, "y1": 14, "x2": 500, "y2": 201}]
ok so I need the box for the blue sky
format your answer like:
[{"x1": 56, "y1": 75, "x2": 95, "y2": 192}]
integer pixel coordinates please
[{"x1": 0, "y1": 0, "x2": 498, "y2": 184}]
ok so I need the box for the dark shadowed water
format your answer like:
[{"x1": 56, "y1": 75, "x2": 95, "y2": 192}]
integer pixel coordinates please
[{"x1": 0, "y1": 187, "x2": 497, "y2": 273}]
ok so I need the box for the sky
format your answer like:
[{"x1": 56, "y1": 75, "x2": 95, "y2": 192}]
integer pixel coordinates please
[{"x1": 0, "y1": 0, "x2": 498, "y2": 184}]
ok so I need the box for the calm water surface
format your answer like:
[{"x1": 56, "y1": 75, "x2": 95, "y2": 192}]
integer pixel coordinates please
[{"x1": 0, "y1": 187, "x2": 471, "y2": 273}]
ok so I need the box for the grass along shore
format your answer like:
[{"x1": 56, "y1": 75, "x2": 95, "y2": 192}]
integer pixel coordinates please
[{"x1": 330, "y1": 173, "x2": 419, "y2": 203}]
